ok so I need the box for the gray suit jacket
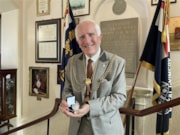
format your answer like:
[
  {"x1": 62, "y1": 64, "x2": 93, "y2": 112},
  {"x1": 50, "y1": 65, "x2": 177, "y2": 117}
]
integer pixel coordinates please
[{"x1": 62, "y1": 50, "x2": 127, "y2": 135}]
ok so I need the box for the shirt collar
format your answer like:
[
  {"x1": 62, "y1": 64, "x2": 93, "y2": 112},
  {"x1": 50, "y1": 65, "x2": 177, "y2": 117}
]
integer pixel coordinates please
[{"x1": 85, "y1": 48, "x2": 101, "y2": 62}]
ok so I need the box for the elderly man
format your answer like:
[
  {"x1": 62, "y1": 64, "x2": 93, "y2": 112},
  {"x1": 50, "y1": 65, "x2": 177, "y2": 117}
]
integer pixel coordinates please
[{"x1": 60, "y1": 19, "x2": 127, "y2": 135}]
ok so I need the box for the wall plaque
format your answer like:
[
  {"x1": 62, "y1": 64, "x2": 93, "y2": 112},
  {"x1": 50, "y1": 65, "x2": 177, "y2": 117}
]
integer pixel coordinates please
[{"x1": 100, "y1": 18, "x2": 138, "y2": 78}]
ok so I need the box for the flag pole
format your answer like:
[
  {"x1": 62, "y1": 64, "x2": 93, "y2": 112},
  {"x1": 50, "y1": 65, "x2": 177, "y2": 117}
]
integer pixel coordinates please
[{"x1": 123, "y1": 62, "x2": 142, "y2": 126}]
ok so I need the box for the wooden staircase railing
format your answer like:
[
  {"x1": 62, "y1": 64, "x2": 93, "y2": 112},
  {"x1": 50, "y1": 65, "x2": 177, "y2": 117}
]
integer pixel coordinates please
[
  {"x1": 119, "y1": 97, "x2": 180, "y2": 116},
  {"x1": 1, "y1": 97, "x2": 180, "y2": 135},
  {"x1": 1, "y1": 98, "x2": 62, "y2": 135},
  {"x1": 120, "y1": 97, "x2": 180, "y2": 135}
]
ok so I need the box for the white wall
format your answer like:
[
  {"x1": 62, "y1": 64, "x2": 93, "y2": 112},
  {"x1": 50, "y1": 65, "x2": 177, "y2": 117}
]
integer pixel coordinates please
[
  {"x1": 1, "y1": 9, "x2": 19, "y2": 68},
  {"x1": 19, "y1": 0, "x2": 68, "y2": 134}
]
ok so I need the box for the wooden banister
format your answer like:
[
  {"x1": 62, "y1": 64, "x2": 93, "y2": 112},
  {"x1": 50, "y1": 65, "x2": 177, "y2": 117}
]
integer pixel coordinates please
[
  {"x1": 1, "y1": 97, "x2": 180, "y2": 135},
  {"x1": 1, "y1": 98, "x2": 62, "y2": 135},
  {"x1": 120, "y1": 97, "x2": 180, "y2": 116}
]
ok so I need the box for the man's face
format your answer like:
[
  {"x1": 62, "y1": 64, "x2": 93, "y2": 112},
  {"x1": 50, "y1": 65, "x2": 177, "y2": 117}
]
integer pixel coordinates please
[{"x1": 76, "y1": 21, "x2": 102, "y2": 57}]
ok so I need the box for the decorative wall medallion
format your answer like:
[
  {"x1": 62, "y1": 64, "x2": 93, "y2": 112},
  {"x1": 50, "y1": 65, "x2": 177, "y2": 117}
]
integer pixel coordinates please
[{"x1": 112, "y1": 0, "x2": 127, "y2": 15}]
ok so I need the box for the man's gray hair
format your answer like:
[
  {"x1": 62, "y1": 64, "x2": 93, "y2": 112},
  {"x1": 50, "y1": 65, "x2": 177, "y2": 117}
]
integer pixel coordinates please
[{"x1": 75, "y1": 19, "x2": 101, "y2": 40}]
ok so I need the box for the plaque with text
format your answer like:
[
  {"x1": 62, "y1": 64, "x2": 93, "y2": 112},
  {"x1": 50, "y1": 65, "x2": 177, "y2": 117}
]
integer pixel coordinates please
[{"x1": 101, "y1": 18, "x2": 138, "y2": 78}]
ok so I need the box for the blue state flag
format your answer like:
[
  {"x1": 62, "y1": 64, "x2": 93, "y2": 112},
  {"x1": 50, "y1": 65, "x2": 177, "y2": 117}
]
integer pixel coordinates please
[
  {"x1": 140, "y1": 0, "x2": 172, "y2": 134},
  {"x1": 60, "y1": 2, "x2": 81, "y2": 97}
]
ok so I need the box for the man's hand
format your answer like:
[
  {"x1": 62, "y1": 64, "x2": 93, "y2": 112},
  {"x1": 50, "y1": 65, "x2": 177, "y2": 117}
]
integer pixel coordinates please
[
  {"x1": 59, "y1": 99, "x2": 70, "y2": 116},
  {"x1": 60, "y1": 100, "x2": 90, "y2": 118},
  {"x1": 72, "y1": 103, "x2": 90, "y2": 117}
]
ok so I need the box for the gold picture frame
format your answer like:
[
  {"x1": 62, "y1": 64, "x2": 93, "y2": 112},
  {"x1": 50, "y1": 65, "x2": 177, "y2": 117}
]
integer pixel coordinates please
[
  {"x1": 29, "y1": 67, "x2": 49, "y2": 99},
  {"x1": 37, "y1": 0, "x2": 50, "y2": 16}
]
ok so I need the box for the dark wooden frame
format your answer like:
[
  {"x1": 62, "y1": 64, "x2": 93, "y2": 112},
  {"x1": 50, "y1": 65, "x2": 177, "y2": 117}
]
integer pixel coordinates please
[
  {"x1": 151, "y1": 0, "x2": 176, "y2": 5},
  {"x1": 35, "y1": 19, "x2": 61, "y2": 63}
]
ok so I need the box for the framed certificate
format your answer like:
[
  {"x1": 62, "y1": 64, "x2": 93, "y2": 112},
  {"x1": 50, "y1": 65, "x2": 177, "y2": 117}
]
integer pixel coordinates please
[
  {"x1": 35, "y1": 19, "x2": 61, "y2": 63},
  {"x1": 37, "y1": 0, "x2": 50, "y2": 16}
]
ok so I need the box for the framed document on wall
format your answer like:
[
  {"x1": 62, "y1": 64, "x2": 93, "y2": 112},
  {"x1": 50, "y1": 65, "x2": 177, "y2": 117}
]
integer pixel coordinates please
[
  {"x1": 35, "y1": 19, "x2": 61, "y2": 63},
  {"x1": 37, "y1": 0, "x2": 50, "y2": 16}
]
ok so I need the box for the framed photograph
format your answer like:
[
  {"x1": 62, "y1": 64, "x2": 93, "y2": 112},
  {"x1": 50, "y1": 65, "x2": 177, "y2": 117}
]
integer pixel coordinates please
[
  {"x1": 62, "y1": 0, "x2": 90, "y2": 17},
  {"x1": 35, "y1": 19, "x2": 61, "y2": 63},
  {"x1": 36, "y1": 0, "x2": 50, "y2": 16},
  {"x1": 29, "y1": 67, "x2": 49, "y2": 99},
  {"x1": 151, "y1": 0, "x2": 176, "y2": 5}
]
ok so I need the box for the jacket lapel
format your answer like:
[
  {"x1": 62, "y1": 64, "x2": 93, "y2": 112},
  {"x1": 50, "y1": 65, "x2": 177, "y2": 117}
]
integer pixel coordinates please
[
  {"x1": 77, "y1": 54, "x2": 87, "y2": 102},
  {"x1": 92, "y1": 51, "x2": 110, "y2": 93}
]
